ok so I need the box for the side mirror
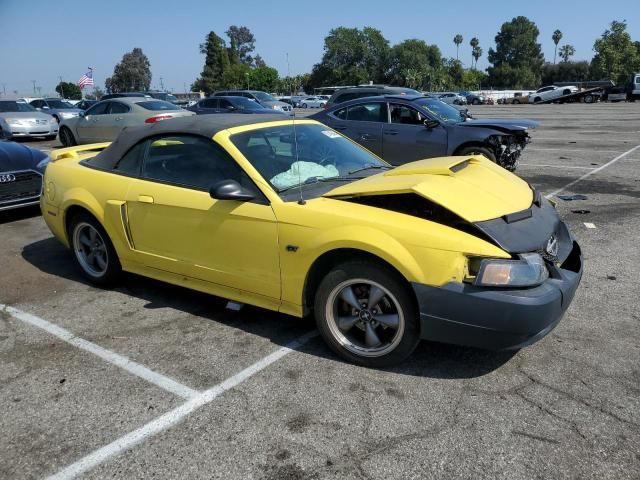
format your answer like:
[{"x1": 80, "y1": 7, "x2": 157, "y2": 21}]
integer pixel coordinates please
[
  {"x1": 209, "y1": 179, "x2": 254, "y2": 202},
  {"x1": 424, "y1": 119, "x2": 440, "y2": 129},
  {"x1": 42, "y1": 106, "x2": 50, "y2": 110},
  {"x1": 79, "y1": 111, "x2": 85, "y2": 117}
]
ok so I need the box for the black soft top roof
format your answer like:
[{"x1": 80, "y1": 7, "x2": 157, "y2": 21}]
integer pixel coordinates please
[{"x1": 85, "y1": 113, "x2": 287, "y2": 170}]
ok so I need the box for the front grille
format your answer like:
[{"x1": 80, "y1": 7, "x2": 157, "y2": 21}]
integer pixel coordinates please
[{"x1": 0, "y1": 170, "x2": 43, "y2": 204}]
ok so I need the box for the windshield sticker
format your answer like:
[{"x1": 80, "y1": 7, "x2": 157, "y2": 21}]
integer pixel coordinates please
[{"x1": 321, "y1": 130, "x2": 341, "y2": 139}]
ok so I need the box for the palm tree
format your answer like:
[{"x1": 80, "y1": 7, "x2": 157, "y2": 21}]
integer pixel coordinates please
[
  {"x1": 472, "y1": 46, "x2": 483, "y2": 69},
  {"x1": 469, "y1": 37, "x2": 479, "y2": 69},
  {"x1": 552, "y1": 30, "x2": 563, "y2": 64},
  {"x1": 453, "y1": 34, "x2": 463, "y2": 61},
  {"x1": 559, "y1": 44, "x2": 575, "y2": 63}
]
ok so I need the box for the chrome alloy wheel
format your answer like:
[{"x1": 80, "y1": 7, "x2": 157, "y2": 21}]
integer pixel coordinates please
[
  {"x1": 73, "y1": 222, "x2": 109, "y2": 278},
  {"x1": 325, "y1": 279, "x2": 405, "y2": 357}
]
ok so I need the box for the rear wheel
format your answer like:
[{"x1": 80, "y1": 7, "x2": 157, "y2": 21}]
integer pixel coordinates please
[
  {"x1": 69, "y1": 212, "x2": 121, "y2": 285},
  {"x1": 583, "y1": 94, "x2": 595, "y2": 104},
  {"x1": 472, "y1": 98, "x2": 480, "y2": 105},
  {"x1": 302, "y1": 103, "x2": 308, "y2": 108},
  {"x1": 512, "y1": 99, "x2": 520, "y2": 104},
  {"x1": 59, "y1": 126, "x2": 76, "y2": 147},
  {"x1": 456, "y1": 145, "x2": 496, "y2": 163},
  {"x1": 314, "y1": 261, "x2": 420, "y2": 367},
  {"x1": 533, "y1": 96, "x2": 542, "y2": 103}
]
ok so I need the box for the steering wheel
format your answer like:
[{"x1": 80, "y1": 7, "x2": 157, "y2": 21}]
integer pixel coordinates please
[{"x1": 312, "y1": 142, "x2": 337, "y2": 166}]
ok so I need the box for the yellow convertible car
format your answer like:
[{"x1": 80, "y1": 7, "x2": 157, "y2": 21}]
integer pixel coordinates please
[{"x1": 41, "y1": 115, "x2": 582, "y2": 367}]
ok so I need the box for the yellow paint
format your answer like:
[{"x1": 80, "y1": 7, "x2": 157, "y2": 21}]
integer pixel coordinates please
[{"x1": 42, "y1": 119, "x2": 530, "y2": 318}]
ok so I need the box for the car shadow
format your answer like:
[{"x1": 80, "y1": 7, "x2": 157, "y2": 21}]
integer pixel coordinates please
[{"x1": 21, "y1": 236, "x2": 515, "y2": 379}]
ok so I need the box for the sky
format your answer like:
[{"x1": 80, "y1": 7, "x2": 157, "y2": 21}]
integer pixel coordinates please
[{"x1": 1, "y1": 0, "x2": 639, "y2": 96}]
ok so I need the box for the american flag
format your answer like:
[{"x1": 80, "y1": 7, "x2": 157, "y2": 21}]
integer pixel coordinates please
[{"x1": 78, "y1": 69, "x2": 94, "y2": 88}]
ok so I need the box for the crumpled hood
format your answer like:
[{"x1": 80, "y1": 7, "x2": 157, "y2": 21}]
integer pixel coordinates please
[
  {"x1": 323, "y1": 156, "x2": 533, "y2": 223},
  {"x1": 0, "y1": 141, "x2": 48, "y2": 172},
  {"x1": 460, "y1": 118, "x2": 539, "y2": 132}
]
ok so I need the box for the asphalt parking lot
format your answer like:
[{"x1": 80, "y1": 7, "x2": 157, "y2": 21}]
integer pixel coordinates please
[{"x1": 1, "y1": 103, "x2": 639, "y2": 480}]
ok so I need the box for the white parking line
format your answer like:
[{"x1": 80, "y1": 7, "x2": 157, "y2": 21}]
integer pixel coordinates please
[
  {"x1": 0, "y1": 304, "x2": 199, "y2": 400},
  {"x1": 519, "y1": 163, "x2": 595, "y2": 170},
  {"x1": 526, "y1": 147, "x2": 621, "y2": 154},
  {"x1": 545, "y1": 144, "x2": 640, "y2": 199},
  {"x1": 46, "y1": 330, "x2": 318, "y2": 480}
]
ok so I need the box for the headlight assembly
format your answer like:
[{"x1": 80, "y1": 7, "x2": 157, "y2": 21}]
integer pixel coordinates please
[
  {"x1": 7, "y1": 118, "x2": 24, "y2": 126},
  {"x1": 470, "y1": 253, "x2": 549, "y2": 288}
]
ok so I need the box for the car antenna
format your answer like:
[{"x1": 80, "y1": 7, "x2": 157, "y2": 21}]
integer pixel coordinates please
[{"x1": 292, "y1": 102, "x2": 305, "y2": 205}]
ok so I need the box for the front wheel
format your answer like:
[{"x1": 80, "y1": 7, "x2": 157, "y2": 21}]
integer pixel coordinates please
[
  {"x1": 456, "y1": 145, "x2": 496, "y2": 163},
  {"x1": 59, "y1": 126, "x2": 76, "y2": 147},
  {"x1": 69, "y1": 212, "x2": 121, "y2": 285},
  {"x1": 314, "y1": 261, "x2": 420, "y2": 367},
  {"x1": 302, "y1": 103, "x2": 308, "y2": 108},
  {"x1": 533, "y1": 96, "x2": 542, "y2": 103}
]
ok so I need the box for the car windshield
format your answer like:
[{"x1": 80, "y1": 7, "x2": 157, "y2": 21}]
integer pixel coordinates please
[
  {"x1": 136, "y1": 100, "x2": 180, "y2": 111},
  {"x1": 252, "y1": 91, "x2": 276, "y2": 102},
  {"x1": 0, "y1": 101, "x2": 36, "y2": 112},
  {"x1": 233, "y1": 97, "x2": 264, "y2": 110},
  {"x1": 47, "y1": 100, "x2": 74, "y2": 109},
  {"x1": 414, "y1": 98, "x2": 464, "y2": 124},
  {"x1": 231, "y1": 123, "x2": 389, "y2": 194},
  {"x1": 165, "y1": 94, "x2": 178, "y2": 102}
]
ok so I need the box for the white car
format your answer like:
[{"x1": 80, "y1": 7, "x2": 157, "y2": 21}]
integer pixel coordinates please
[
  {"x1": 437, "y1": 92, "x2": 467, "y2": 105},
  {"x1": 298, "y1": 96, "x2": 326, "y2": 108},
  {"x1": 530, "y1": 85, "x2": 579, "y2": 103}
]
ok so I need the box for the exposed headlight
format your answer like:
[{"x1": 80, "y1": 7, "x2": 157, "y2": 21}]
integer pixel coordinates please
[
  {"x1": 272, "y1": 105, "x2": 284, "y2": 111},
  {"x1": 471, "y1": 253, "x2": 549, "y2": 287},
  {"x1": 7, "y1": 118, "x2": 24, "y2": 126},
  {"x1": 60, "y1": 112, "x2": 78, "y2": 118}
]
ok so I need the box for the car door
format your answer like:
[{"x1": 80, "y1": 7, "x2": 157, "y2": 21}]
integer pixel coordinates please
[
  {"x1": 327, "y1": 102, "x2": 385, "y2": 156},
  {"x1": 124, "y1": 134, "x2": 281, "y2": 300},
  {"x1": 75, "y1": 101, "x2": 110, "y2": 143},
  {"x1": 382, "y1": 103, "x2": 448, "y2": 164},
  {"x1": 98, "y1": 101, "x2": 131, "y2": 140},
  {"x1": 217, "y1": 98, "x2": 236, "y2": 113}
]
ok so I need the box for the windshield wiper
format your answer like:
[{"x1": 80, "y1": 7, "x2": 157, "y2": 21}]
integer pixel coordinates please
[
  {"x1": 277, "y1": 176, "x2": 358, "y2": 193},
  {"x1": 348, "y1": 164, "x2": 393, "y2": 175}
]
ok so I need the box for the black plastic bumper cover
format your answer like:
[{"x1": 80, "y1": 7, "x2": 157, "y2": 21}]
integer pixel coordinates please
[{"x1": 413, "y1": 242, "x2": 582, "y2": 350}]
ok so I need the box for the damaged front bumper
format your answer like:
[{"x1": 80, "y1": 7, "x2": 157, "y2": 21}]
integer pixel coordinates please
[
  {"x1": 413, "y1": 241, "x2": 582, "y2": 350},
  {"x1": 492, "y1": 134, "x2": 530, "y2": 171}
]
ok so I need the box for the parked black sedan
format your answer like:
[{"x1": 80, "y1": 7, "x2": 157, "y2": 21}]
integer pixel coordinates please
[
  {"x1": 310, "y1": 95, "x2": 538, "y2": 170},
  {"x1": 187, "y1": 96, "x2": 285, "y2": 115},
  {"x1": 0, "y1": 140, "x2": 48, "y2": 211}
]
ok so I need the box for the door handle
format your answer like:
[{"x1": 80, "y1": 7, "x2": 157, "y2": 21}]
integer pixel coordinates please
[
  {"x1": 384, "y1": 130, "x2": 399, "y2": 136},
  {"x1": 359, "y1": 133, "x2": 373, "y2": 141},
  {"x1": 115, "y1": 117, "x2": 123, "y2": 121},
  {"x1": 137, "y1": 195, "x2": 154, "y2": 204}
]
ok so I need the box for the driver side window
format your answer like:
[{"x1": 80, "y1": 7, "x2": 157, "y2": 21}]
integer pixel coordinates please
[
  {"x1": 389, "y1": 104, "x2": 423, "y2": 125},
  {"x1": 86, "y1": 102, "x2": 110, "y2": 116},
  {"x1": 139, "y1": 135, "x2": 261, "y2": 199}
]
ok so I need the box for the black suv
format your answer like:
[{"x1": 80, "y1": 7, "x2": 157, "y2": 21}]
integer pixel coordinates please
[{"x1": 325, "y1": 86, "x2": 422, "y2": 109}]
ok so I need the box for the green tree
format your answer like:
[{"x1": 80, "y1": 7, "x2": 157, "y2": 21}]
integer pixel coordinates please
[
  {"x1": 226, "y1": 25, "x2": 256, "y2": 65},
  {"x1": 388, "y1": 39, "x2": 441, "y2": 85},
  {"x1": 472, "y1": 45, "x2": 483, "y2": 69},
  {"x1": 248, "y1": 66, "x2": 279, "y2": 92},
  {"x1": 487, "y1": 16, "x2": 545, "y2": 89},
  {"x1": 55, "y1": 81, "x2": 82, "y2": 100},
  {"x1": 192, "y1": 31, "x2": 230, "y2": 95},
  {"x1": 104, "y1": 48, "x2": 152, "y2": 93},
  {"x1": 559, "y1": 44, "x2": 575, "y2": 62},
  {"x1": 541, "y1": 61, "x2": 591, "y2": 84},
  {"x1": 221, "y1": 63, "x2": 251, "y2": 89},
  {"x1": 307, "y1": 27, "x2": 390, "y2": 88},
  {"x1": 552, "y1": 29, "x2": 563, "y2": 64},
  {"x1": 469, "y1": 37, "x2": 479, "y2": 69},
  {"x1": 591, "y1": 20, "x2": 640, "y2": 84},
  {"x1": 453, "y1": 34, "x2": 463, "y2": 60}
]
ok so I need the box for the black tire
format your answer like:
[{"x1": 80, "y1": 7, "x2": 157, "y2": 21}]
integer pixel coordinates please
[
  {"x1": 456, "y1": 145, "x2": 496, "y2": 163},
  {"x1": 68, "y1": 211, "x2": 121, "y2": 286},
  {"x1": 302, "y1": 103, "x2": 308, "y2": 108},
  {"x1": 314, "y1": 260, "x2": 420, "y2": 367},
  {"x1": 512, "y1": 99, "x2": 520, "y2": 104},
  {"x1": 59, "y1": 126, "x2": 76, "y2": 147},
  {"x1": 533, "y1": 96, "x2": 542, "y2": 103},
  {"x1": 583, "y1": 94, "x2": 594, "y2": 104},
  {"x1": 472, "y1": 98, "x2": 480, "y2": 105}
]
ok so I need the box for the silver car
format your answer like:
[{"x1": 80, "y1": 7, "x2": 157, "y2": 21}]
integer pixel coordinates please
[
  {"x1": 29, "y1": 98, "x2": 83, "y2": 123},
  {"x1": 58, "y1": 97, "x2": 195, "y2": 146},
  {"x1": 0, "y1": 100, "x2": 58, "y2": 139}
]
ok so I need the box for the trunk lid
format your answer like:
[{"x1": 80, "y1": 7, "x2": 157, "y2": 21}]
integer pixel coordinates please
[{"x1": 323, "y1": 156, "x2": 533, "y2": 223}]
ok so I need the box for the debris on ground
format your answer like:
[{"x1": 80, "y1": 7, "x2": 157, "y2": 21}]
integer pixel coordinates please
[{"x1": 558, "y1": 194, "x2": 588, "y2": 201}]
